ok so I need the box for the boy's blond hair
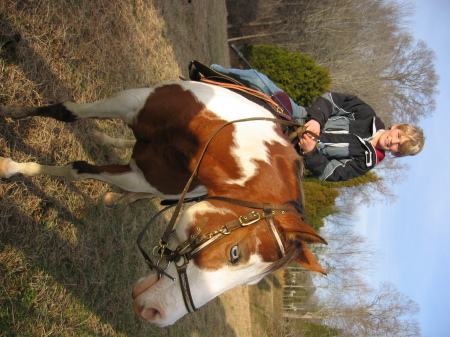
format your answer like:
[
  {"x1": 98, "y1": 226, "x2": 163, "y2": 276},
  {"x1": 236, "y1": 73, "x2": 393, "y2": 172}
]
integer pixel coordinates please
[{"x1": 395, "y1": 124, "x2": 425, "y2": 156}]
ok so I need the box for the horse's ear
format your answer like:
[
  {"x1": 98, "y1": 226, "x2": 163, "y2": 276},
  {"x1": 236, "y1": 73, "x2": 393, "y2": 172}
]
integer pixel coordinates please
[
  {"x1": 284, "y1": 215, "x2": 328, "y2": 245},
  {"x1": 293, "y1": 228, "x2": 328, "y2": 245},
  {"x1": 296, "y1": 244, "x2": 327, "y2": 275},
  {"x1": 280, "y1": 213, "x2": 327, "y2": 274}
]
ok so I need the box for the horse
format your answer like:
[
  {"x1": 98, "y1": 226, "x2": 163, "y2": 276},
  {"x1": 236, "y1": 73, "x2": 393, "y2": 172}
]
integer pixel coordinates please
[{"x1": 0, "y1": 80, "x2": 327, "y2": 327}]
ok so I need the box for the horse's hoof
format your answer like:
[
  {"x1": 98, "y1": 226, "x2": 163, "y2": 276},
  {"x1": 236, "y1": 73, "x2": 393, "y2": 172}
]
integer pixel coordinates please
[
  {"x1": 0, "y1": 157, "x2": 13, "y2": 178},
  {"x1": 92, "y1": 130, "x2": 107, "y2": 146},
  {"x1": 103, "y1": 192, "x2": 123, "y2": 207}
]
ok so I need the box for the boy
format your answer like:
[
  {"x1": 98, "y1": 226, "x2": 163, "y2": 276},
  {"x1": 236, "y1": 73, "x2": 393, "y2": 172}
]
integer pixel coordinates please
[{"x1": 210, "y1": 65, "x2": 425, "y2": 182}]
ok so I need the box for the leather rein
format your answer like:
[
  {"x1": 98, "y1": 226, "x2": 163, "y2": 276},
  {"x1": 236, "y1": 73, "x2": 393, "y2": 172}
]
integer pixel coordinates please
[{"x1": 136, "y1": 91, "x2": 317, "y2": 314}]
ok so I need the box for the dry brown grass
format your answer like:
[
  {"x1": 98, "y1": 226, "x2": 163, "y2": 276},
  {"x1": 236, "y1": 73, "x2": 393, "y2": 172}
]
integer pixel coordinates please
[{"x1": 0, "y1": 0, "x2": 250, "y2": 336}]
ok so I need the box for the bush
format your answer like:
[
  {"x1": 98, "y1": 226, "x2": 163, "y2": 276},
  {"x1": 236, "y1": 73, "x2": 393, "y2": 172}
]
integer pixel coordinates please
[
  {"x1": 243, "y1": 45, "x2": 331, "y2": 106},
  {"x1": 303, "y1": 181, "x2": 339, "y2": 231}
]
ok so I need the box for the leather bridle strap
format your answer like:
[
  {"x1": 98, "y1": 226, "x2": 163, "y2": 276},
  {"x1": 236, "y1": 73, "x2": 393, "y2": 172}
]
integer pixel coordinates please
[
  {"x1": 201, "y1": 196, "x2": 297, "y2": 258},
  {"x1": 204, "y1": 196, "x2": 303, "y2": 216},
  {"x1": 173, "y1": 204, "x2": 289, "y2": 313},
  {"x1": 183, "y1": 208, "x2": 288, "y2": 260},
  {"x1": 177, "y1": 261, "x2": 197, "y2": 313},
  {"x1": 136, "y1": 202, "x2": 179, "y2": 281},
  {"x1": 265, "y1": 211, "x2": 286, "y2": 258}
]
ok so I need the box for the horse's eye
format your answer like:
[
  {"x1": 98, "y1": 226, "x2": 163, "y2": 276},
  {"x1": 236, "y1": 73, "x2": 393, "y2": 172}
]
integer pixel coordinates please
[{"x1": 230, "y1": 245, "x2": 240, "y2": 263}]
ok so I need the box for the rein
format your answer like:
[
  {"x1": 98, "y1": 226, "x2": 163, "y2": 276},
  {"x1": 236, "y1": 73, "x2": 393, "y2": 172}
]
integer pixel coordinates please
[{"x1": 136, "y1": 111, "x2": 312, "y2": 314}]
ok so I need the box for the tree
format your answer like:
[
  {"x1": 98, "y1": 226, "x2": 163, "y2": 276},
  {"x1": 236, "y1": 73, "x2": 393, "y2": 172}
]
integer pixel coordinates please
[
  {"x1": 282, "y1": 223, "x2": 420, "y2": 336},
  {"x1": 295, "y1": 278, "x2": 421, "y2": 336},
  {"x1": 327, "y1": 282, "x2": 421, "y2": 337},
  {"x1": 277, "y1": 0, "x2": 438, "y2": 125},
  {"x1": 228, "y1": 0, "x2": 438, "y2": 124}
]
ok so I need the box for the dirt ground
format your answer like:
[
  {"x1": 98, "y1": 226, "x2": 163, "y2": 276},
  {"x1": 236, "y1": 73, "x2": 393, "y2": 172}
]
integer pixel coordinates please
[{"x1": 220, "y1": 286, "x2": 253, "y2": 336}]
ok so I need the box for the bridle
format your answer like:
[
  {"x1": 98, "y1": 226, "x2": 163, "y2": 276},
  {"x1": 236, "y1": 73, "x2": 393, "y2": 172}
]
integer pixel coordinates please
[
  {"x1": 136, "y1": 115, "x2": 313, "y2": 314},
  {"x1": 137, "y1": 195, "x2": 303, "y2": 313}
]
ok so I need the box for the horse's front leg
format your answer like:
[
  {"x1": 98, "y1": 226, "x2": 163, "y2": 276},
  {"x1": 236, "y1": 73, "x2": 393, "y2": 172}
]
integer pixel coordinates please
[
  {"x1": 0, "y1": 156, "x2": 206, "y2": 200},
  {"x1": 0, "y1": 88, "x2": 154, "y2": 124}
]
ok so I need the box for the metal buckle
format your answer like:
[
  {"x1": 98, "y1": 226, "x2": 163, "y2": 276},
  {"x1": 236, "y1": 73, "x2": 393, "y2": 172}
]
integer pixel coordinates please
[{"x1": 238, "y1": 211, "x2": 261, "y2": 226}]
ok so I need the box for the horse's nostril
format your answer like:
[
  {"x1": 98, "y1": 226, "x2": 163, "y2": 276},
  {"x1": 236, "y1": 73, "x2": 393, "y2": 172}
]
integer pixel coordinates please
[
  {"x1": 133, "y1": 301, "x2": 160, "y2": 321},
  {"x1": 142, "y1": 307, "x2": 160, "y2": 321}
]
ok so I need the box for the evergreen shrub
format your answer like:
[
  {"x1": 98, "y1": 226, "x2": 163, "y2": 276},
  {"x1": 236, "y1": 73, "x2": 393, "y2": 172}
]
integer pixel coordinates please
[{"x1": 243, "y1": 44, "x2": 331, "y2": 106}]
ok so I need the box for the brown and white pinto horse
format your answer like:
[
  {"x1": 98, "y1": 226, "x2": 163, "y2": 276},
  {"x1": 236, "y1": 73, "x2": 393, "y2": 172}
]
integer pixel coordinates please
[{"x1": 0, "y1": 81, "x2": 326, "y2": 326}]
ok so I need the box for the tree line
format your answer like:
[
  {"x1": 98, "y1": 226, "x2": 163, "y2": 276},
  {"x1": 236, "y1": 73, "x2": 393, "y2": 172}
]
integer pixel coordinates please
[{"x1": 228, "y1": 0, "x2": 438, "y2": 124}]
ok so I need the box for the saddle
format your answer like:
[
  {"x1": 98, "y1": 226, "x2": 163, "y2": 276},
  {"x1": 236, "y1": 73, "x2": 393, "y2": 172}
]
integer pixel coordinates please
[{"x1": 187, "y1": 60, "x2": 305, "y2": 142}]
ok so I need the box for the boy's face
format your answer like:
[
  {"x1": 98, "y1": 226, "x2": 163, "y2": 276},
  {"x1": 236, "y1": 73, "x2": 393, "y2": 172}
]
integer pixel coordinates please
[{"x1": 375, "y1": 125, "x2": 409, "y2": 156}]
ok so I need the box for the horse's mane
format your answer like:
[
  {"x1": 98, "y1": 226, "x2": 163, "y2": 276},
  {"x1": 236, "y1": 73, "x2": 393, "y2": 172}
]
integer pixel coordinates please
[{"x1": 294, "y1": 157, "x2": 306, "y2": 213}]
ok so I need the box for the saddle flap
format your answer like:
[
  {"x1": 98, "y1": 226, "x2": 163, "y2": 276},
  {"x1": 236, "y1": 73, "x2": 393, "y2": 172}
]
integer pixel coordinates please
[
  {"x1": 189, "y1": 60, "x2": 245, "y2": 86},
  {"x1": 271, "y1": 91, "x2": 293, "y2": 116}
]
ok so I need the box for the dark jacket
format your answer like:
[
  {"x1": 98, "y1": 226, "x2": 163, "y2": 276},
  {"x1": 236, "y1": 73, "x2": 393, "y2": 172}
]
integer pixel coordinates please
[{"x1": 302, "y1": 93, "x2": 385, "y2": 182}]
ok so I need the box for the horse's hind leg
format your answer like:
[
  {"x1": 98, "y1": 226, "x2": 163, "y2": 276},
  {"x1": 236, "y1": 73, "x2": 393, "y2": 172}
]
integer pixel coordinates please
[
  {"x1": 0, "y1": 88, "x2": 154, "y2": 124},
  {"x1": 103, "y1": 192, "x2": 154, "y2": 207},
  {"x1": 0, "y1": 156, "x2": 157, "y2": 194},
  {"x1": 92, "y1": 130, "x2": 136, "y2": 149}
]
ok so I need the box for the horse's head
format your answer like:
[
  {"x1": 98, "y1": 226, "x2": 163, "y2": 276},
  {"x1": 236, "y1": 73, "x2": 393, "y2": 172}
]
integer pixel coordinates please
[{"x1": 132, "y1": 197, "x2": 326, "y2": 327}]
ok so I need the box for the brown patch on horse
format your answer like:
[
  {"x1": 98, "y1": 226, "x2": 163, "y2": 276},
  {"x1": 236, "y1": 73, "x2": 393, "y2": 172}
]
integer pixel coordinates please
[
  {"x1": 130, "y1": 84, "x2": 206, "y2": 195},
  {"x1": 199, "y1": 137, "x2": 302, "y2": 203}
]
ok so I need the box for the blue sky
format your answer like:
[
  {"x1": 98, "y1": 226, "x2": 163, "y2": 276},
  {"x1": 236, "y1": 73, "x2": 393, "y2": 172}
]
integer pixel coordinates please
[{"x1": 353, "y1": 0, "x2": 450, "y2": 336}]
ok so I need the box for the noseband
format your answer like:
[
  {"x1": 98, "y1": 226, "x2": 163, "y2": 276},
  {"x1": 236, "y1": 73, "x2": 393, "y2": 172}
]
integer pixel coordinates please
[{"x1": 136, "y1": 116, "x2": 308, "y2": 314}]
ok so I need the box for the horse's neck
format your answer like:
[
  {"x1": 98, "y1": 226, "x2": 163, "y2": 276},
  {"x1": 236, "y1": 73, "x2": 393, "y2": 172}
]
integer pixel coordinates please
[{"x1": 198, "y1": 144, "x2": 301, "y2": 206}]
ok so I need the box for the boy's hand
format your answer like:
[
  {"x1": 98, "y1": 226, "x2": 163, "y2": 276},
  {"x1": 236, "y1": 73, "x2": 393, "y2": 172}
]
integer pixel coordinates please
[
  {"x1": 304, "y1": 120, "x2": 321, "y2": 137},
  {"x1": 298, "y1": 119, "x2": 321, "y2": 153},
  {"x1": 299, "y1": 133, "x2": 317, "y2": 153}
]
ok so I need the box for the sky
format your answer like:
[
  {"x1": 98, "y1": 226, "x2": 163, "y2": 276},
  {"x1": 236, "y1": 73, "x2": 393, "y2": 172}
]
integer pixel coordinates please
[{"x1": 352, "y1": 0, "x2": 450, "y2": 336}]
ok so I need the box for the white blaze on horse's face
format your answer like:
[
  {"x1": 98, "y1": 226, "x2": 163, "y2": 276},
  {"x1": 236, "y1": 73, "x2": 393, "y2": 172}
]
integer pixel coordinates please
[{"x1": 132, "y1": 201, "x2": 273, "y2": 327}]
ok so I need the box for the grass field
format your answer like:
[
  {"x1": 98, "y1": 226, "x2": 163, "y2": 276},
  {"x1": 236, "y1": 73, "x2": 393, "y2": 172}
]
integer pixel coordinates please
[{"x1": 0, "y1": 0, "x2": 287, "y2": 336}]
